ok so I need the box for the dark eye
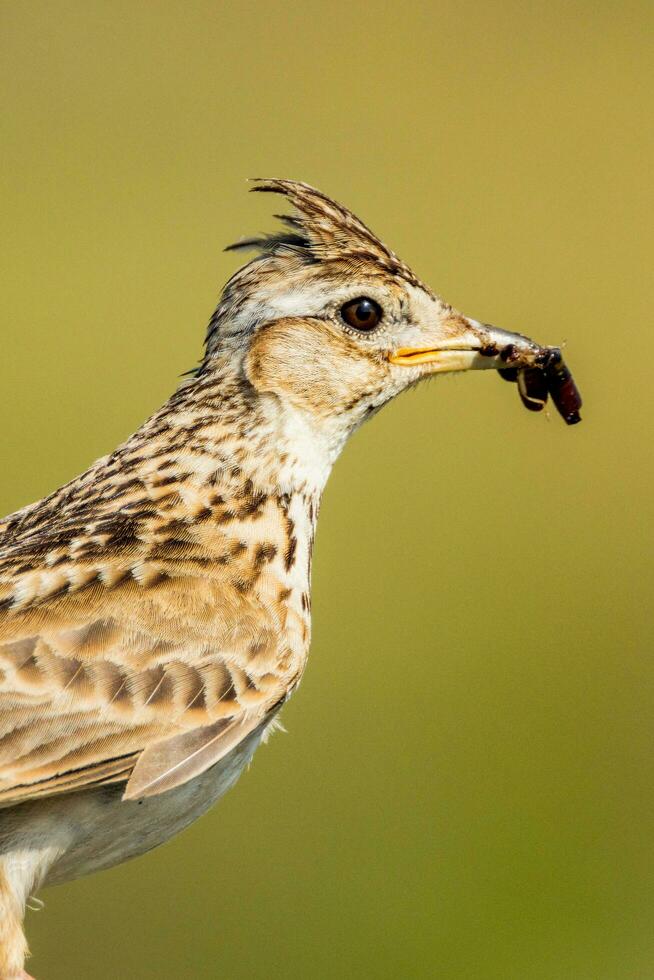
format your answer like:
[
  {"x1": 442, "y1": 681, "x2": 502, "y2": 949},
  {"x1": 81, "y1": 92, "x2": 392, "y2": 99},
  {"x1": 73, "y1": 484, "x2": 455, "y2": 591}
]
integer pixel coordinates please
[{"x1": 340, "y1": 297, "x2": 383, "y2": 332}]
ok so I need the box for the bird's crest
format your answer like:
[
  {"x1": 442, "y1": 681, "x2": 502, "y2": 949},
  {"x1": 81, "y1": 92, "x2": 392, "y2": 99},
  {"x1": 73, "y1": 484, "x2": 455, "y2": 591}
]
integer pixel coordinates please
[{"x1": 226, "y1": 179, "x2": 422, "y2": 287}]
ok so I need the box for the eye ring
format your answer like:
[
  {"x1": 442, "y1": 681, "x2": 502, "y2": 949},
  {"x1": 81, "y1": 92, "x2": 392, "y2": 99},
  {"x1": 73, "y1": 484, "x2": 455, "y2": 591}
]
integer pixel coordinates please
[{"x1": 340, "y1": 297, "x2": 383, "y2": 332}]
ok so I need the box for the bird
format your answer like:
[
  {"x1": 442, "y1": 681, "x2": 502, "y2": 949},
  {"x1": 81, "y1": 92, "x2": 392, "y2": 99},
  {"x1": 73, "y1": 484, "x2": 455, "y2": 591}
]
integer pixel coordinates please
[{"x1": 0, "y1": 179, "x2": 578, "y2": 978}]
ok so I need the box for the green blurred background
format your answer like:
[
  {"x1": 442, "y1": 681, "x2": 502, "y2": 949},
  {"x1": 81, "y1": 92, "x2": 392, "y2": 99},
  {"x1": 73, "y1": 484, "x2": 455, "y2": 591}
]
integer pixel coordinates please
[{"x1": 1, "y1": 2, "x2": 652, "y2": 977}]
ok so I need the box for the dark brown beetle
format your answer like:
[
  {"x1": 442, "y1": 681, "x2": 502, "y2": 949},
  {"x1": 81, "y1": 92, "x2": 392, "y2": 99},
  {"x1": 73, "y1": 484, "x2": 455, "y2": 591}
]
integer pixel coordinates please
[
  {"x1": 498, "y1": 346, "x2": 582, "y2": 425},
  {"x1": 540, "y1": 348, "x2": 583, "y2": 424}
]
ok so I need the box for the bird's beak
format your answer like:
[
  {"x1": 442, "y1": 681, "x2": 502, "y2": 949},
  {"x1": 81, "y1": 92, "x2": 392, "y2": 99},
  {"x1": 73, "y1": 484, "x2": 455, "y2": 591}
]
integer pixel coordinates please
[
  {"x1": 388, "y1": 314, "x2": 583, "y2": 425},
  {"x1": 388, "y1": 318, "x2": 546, "y2": 374}
]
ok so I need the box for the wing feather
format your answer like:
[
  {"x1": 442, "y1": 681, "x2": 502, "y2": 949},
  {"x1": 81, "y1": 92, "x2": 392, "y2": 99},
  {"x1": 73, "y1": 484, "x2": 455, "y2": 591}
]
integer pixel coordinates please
[
  {"x1": 122, "y1": 713, "x2": 269, "y2": 800},
  {"x1": 0, "y1": 466, "x2": 293, "y2": 806},
  {"x1": 0, "y1": 597, "x2": 283, "y2": 805}
]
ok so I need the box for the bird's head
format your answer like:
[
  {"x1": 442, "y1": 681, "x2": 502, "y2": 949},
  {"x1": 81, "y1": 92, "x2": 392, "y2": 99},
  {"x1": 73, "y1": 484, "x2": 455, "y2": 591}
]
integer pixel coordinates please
[{"x1": 199, "y1": 180, "x2": 577, "y2": 483}]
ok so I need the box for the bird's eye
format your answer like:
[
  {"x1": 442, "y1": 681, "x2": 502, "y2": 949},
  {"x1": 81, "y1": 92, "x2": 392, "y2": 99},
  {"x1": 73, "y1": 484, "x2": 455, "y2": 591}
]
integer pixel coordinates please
[{"x1": 340, "y1": 297, "x2": 383, "y2": 332}]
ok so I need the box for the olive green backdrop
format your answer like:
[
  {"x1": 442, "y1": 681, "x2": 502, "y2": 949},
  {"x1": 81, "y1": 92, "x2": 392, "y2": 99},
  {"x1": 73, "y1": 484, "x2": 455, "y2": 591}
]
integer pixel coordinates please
[{"x1": 1, "y1": 2, "x2": 652, "y2": 977}]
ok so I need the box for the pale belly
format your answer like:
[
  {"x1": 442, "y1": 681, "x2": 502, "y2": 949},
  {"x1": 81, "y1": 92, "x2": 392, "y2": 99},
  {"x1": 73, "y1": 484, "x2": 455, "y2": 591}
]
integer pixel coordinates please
[{"x1": 0, "y1": 726, "x2": 266, "y2": 887}]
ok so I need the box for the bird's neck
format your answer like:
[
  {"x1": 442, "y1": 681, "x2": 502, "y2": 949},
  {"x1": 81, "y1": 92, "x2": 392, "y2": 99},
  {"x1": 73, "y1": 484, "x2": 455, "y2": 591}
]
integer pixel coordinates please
[{"x1": 115, "y1": 359, "x2": 345, "y2": 529}]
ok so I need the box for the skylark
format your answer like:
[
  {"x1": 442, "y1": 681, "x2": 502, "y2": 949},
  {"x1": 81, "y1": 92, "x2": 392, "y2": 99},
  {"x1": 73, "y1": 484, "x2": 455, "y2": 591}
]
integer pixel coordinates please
[{"x1": 0, "y1": 180, "x2": 581, "y2": 978}]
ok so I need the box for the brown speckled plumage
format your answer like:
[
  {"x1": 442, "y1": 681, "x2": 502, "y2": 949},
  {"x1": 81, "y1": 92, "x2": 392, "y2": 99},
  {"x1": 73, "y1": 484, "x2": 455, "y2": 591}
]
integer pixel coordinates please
[
  {"x1": 0, "y1": 179, "x2": 564, "y2": 978},
  {"x1": 0, "y1": 364, "x2": 314, "y2": 800}
]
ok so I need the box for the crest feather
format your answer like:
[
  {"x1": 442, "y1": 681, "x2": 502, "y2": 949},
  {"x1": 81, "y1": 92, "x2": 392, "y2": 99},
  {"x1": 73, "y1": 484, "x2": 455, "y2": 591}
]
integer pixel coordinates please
[{"x1": 226, "y1": 178, "x2": 420, "y2": 284}]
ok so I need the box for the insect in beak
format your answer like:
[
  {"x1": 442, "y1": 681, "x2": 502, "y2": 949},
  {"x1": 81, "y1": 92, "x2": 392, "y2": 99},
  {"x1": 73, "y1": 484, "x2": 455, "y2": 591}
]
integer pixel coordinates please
[{"x1": 497, "y1": 346, "x2": 582, "y2": 425}]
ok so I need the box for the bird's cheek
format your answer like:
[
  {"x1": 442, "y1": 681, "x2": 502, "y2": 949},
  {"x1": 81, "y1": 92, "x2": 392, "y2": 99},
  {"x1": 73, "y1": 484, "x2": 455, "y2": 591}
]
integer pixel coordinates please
[{"x1": 244, "y1": 319, "x2": 377, "y2": 418}]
